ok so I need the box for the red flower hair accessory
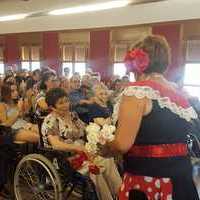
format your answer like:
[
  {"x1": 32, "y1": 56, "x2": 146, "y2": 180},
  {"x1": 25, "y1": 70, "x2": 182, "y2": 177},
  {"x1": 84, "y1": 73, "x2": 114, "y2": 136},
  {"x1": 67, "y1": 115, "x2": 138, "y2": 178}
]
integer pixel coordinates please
[{"x1": 124, "y1": 49, "x2": 150, "y2": 74}]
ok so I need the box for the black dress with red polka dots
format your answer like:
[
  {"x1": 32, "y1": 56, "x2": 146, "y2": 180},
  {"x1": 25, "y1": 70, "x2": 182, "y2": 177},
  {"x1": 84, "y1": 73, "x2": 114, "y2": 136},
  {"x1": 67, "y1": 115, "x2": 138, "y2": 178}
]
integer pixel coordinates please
[{"x1": 118, "y1": 80, "x2": 199, "y2": 200}]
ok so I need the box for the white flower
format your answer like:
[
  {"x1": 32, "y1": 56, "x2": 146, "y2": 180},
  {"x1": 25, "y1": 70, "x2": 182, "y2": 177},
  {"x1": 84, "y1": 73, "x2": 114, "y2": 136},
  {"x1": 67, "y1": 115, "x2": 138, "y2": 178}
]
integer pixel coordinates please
[
  {"x1": 102, "y1": 124, "x2": 116, "y2": 135},
  {"x1": 87, "y1": 131, "x2": 99, "y2": 144},
  {"x1": 98, "y1": 135, "x2": 107, "y2": 145},
  {"x1": 85, "y1": 122, "x2": 116, "y2": 155},
  {"x1": 85, "y1": 123, "x2": 101, "y2": 134},
  {"x1": 100, "y1": 131, "x2": 114, "y2": 143},
  {"x1": 100, "y1": 124, "x2": 115, "y2": 142},
  {"x1": 85, "y1": 142, "x2": 98, "y2": 153}
]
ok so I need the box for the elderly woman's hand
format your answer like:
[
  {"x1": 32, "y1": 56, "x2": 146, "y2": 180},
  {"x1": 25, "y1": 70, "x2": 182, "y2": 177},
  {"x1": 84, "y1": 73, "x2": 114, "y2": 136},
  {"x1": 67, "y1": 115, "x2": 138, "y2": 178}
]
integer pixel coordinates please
[
  {"x1": 105, "y1": 117, "x2": 112, "y2": 125},
  {"x1": 94, "y1": 118, "x2": 105, "y2": 126},
  {"x1": 94, "y1": 117, "x2": 111, "y2": 126},
  {"x1": 75, "y1": 145, "x2": 96, "y2": 161}
]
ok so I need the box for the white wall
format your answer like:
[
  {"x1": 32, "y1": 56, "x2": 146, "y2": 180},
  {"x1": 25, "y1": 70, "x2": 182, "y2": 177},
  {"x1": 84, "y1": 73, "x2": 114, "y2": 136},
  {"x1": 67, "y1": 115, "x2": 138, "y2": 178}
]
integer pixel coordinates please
[{"x1": 0, "y1": 0, "x2": 200, "y2": 34}]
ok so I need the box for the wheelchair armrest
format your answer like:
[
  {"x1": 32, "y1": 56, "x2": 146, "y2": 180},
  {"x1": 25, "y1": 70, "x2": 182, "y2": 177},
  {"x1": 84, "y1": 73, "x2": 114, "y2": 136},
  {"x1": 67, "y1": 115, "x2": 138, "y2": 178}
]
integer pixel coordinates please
[{"x1": 37, "y1": 147, "x2": 75, "y2": 175}]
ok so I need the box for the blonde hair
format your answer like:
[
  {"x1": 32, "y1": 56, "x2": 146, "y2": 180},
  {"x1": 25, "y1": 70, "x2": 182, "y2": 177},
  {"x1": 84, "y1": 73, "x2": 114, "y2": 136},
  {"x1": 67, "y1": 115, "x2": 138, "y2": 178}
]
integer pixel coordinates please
[{"x1": 92, "y1": 83, "x2": 108, "y2": 93}]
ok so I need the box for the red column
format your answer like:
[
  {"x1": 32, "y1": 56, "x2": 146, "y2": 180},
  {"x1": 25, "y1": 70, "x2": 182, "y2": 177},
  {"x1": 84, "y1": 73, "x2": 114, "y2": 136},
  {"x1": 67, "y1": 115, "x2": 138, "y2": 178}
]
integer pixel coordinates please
[
  {"x1": 89, "y1": 30, "x2": 111, "y2": 80},
  {"x1": 152, "y1": 24, "x2": 182, "y2": 81},
  {"x1": 0, "y1": 37, "x2": 4, "y2": 45},
  {"x1": 4, "y1": 35, "x2": 20, "y2": 71},
  {"x1": 43, "y1": 32, "x2": 61, "y2": 74}
]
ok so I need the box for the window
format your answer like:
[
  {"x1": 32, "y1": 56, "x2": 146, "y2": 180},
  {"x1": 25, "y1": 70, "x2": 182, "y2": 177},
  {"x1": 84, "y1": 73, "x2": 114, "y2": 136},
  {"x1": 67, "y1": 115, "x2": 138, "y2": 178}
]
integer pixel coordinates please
[
  {"x1": 0, "y1": 46, "x2": 4, "y2": 74},
  {"x1": 113, "y1": 63, "x2": 127, "y2": 78},
  {"x1": 21, "y1": 45, "x2": 41, "y2": 71},
  {"x1": 130, "y1": 72, "x2": 135, "y2": 82},
  {"x1": 113, "y1": 43, "x2": 129, "y2": 78},
  {"x1": 183, "y1": 63, "x2": 200, "y2": 99},
  {"x1": 62, "y1": 62, "x2": 73, "y2": 78},
  {"x1": 31, "y1": 61, "x2": 40, "y2": 71},
  {"x1": 21, "y1": 61, "x2": 40, "y2": 71},
  {"x1": 21, "y1": 61, "x2": 30, "y2": 71},
  {"x1": 113, "y1": 64, "x2": 135, "y2": 81},
  {"x1": 0, "y1": 62, "x2": 4, "y2": 75},
  {"x1": 183, "y1": 39, "x2": 200, "y2": 99},
  {"x1": 61, "y1": 44, "x2": 88, "y2": 77},
  {"x1": 75, "y1": 62, "x2": 86, "y2": 76},
  {"x1": 62, "y1": 62, "x2": 86, "y2": 77}
]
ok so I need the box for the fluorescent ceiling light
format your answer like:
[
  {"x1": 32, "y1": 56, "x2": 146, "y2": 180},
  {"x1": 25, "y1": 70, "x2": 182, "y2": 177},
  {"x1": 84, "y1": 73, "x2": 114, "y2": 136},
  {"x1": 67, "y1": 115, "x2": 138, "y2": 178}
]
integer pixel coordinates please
[
  {"x1": 49, "y1": 0, "x2": 131, "y2": 15},
  {"x1": 0, "y1": 14, "x2": 28, "y2": 22}
]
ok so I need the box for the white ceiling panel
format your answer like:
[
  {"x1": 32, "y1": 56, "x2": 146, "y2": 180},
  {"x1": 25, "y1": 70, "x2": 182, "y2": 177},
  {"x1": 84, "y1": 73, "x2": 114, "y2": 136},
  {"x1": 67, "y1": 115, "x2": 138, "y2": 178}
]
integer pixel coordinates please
[
  {"x1": 0, "y1": 0, "x2": 105, "y2": 15},
  {"x1": 0, "y1": 0, "x2": 199, "y2": 34}
]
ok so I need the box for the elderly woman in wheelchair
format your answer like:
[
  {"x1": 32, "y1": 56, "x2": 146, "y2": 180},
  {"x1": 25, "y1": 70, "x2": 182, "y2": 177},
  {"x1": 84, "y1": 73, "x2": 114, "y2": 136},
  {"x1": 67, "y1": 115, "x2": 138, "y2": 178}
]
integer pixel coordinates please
[
  {"x1": 8, "y1": 87, "x2": 119, "y2": 200},
  {"x1": 10, "y1": 88, "x2": 99, "y2": 200},
  {"x1": 39, "y1": 87, "x2": 121, "y2": 200}
]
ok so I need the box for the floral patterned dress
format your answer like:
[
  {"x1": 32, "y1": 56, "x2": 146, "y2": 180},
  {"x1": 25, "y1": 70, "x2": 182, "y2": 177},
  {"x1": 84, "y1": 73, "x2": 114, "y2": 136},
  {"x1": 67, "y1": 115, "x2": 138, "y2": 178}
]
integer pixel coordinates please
[
  {"x1": 41, "y1": 112, "x2": 100, "y2": 200},
  {"x1": 41, "y1": 112, "x2": 85, "y2": 148}
]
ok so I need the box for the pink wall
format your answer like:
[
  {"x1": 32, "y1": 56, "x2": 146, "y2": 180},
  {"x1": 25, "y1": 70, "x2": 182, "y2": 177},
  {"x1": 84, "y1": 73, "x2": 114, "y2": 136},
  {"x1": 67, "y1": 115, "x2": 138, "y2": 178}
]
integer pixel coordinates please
[
  {"x1": 152, "y1": 24, "x2": 182, "y2": 81},
  {"x1": 90, "y1": 30, "x2": 112, "y2": 80},
  {"x1": 1, "y1": 26, "x2": 183, "y2": 80},
  {"x1": 0, "y1": 37, "x2": 4, "y2": 45},
  {"x1": 4, "y1": 35, "x2": 20, "y2": 70},
  {"x1": 42, "y1": 32, "x2": 61, "y2": 74}
]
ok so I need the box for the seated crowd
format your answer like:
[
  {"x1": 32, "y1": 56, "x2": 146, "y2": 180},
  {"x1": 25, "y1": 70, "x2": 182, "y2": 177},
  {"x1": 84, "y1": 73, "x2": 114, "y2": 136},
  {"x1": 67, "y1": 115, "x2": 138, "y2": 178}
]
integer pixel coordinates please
[
  {"x1": 0, "y1": 66, "x2": 129, "y2": 200},
  {"x1": 0, "y1": 35, "x2": 200, "y2": 200}
]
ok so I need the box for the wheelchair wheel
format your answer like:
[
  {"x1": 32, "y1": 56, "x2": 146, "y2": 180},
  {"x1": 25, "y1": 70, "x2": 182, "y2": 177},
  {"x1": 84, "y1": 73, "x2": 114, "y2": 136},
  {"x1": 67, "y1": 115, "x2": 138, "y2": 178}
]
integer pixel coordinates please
[{"x1": 14, "y1": 154, "x2": 63, "y2": 200}]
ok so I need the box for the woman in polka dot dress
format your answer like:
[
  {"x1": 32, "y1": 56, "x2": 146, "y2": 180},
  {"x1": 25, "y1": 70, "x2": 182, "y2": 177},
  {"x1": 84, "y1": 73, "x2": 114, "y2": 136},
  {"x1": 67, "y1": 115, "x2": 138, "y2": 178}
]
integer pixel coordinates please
[{"x1": 102, "y1": 35, "x2": 199, "y2": 199}]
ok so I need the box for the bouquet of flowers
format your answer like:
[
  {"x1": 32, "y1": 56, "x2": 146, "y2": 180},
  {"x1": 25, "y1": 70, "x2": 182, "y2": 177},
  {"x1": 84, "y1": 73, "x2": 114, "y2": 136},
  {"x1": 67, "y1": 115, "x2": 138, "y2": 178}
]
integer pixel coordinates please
[
  {"x1": 85, "y1": 122, "x2": 116, "y2": 154},
  {"x1": 70, "y1": 121, "x2": 116, "y2": 175}
]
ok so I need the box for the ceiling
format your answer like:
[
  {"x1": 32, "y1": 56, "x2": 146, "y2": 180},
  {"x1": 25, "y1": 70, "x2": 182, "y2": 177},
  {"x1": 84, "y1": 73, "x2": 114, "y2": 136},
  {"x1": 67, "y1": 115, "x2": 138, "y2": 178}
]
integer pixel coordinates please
[
  {"x1": 0, "y1": 0, "x2": 200, "y2": 34},
  {"x1": 0, "y1": 0, "x2": 105, "y2": 15},
  {"x1": 0, "y1": 0, "x2": 165, "y2": 16}
]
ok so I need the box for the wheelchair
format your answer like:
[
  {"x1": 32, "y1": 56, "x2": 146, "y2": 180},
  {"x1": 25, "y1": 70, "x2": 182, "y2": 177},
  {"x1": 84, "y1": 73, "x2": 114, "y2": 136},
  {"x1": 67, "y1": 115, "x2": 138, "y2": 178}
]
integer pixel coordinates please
[
  {"x1": 0, "y1": 126, "x2": 37, "y2": 199},
  {"x1": 13, "y1": 115, "x2": 98, "y2": 200}
]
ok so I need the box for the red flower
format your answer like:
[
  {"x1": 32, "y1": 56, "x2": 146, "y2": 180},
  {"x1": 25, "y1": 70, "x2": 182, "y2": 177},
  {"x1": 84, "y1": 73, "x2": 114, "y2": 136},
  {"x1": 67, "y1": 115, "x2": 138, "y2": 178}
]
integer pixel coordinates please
[
  {"x1": 89, "y1": 164, "x2": 100, "y2": 175},
  {"x1": 69, "y1": 152, "x2": 88, "y2": 170},
  {"x1": 124, "y1": 49, "x2": 150, "y2": 74},
  {"x1": 69, "y1": 153, "x2": 101, "y2": 175}
]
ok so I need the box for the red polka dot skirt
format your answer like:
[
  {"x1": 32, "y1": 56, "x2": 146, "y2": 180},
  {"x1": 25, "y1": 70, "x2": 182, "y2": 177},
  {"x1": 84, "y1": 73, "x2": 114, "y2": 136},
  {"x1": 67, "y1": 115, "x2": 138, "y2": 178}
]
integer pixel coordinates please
[{"x1": 119, "y1": 173, "x2": 173, "y2": 200}]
